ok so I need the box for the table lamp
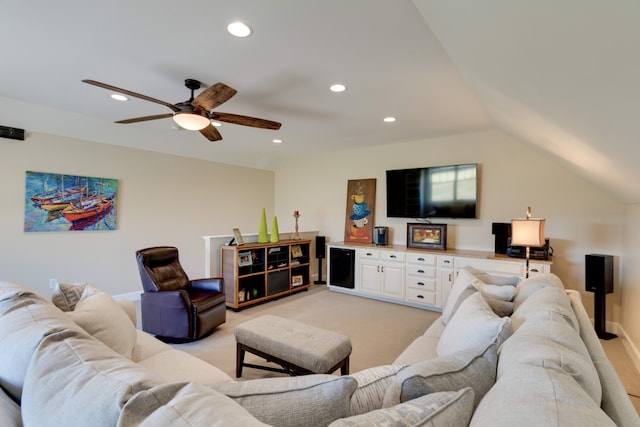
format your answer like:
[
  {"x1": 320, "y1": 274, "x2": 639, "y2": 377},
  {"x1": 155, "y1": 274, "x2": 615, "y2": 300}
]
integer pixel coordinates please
[{"x1": 511, "y1": 207, "x2": 545, "y2": 278}]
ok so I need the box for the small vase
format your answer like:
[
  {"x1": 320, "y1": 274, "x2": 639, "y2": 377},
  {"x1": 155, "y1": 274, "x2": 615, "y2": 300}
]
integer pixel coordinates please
[
  {"x1": 270, "y1": 216, "x2": 280, "y2": 243},
  {"x1": 258, "y1": 208, "x2": 268, "y2": 243}
]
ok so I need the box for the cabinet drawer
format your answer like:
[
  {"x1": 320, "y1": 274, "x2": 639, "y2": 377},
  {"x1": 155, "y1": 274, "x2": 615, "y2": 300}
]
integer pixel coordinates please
[
  {"x1": 406, "y1": 265, "x2": 436, "y2": 279},
  {"x1": 406, "y1": 253, "x2": 437, "y2": 265},
  {"x1": 380, "y1": 250, "x2": 405, "y2": 262},
  {"x1": 406, "y1": 277, "x2": 436, "y2": 291},
  {"x1": 406, "y1": 288, "x2": 437, "y2": 306},
  {"x1": 440, "y1": 256, "x2": 454, "y2": 268},
  {"x1": 358, "y1": 249, "x2": 380, "y2": 260}
]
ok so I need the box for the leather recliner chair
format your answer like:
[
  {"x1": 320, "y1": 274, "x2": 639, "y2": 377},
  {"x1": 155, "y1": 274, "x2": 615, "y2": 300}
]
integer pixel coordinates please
[{"x1": 135, "y1": 246, "x2": 226, "y2": 341}]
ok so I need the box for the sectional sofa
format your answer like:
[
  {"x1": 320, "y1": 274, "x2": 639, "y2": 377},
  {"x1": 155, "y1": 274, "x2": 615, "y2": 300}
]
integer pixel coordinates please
[{"x1": 0, "y1": 270, "x2": 637, "y2": 426}]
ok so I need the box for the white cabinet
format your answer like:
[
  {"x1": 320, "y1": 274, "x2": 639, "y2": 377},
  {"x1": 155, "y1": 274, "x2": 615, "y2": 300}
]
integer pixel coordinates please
[
  {"x1": 329, "y1": 243, "x2": 553, "y2": 312},
  {"x1": 357, "y1": 249, "x2": 405, "y2": 298},
  {"x1": 405, "y1": 253, "x2": 437, "y2": 307}
]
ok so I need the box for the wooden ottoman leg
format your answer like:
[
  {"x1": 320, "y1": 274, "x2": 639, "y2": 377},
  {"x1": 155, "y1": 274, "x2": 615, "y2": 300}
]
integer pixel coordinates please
[
  {"x1": 236, "y1": 342, "x2": 245, "y2": 378},
  {"x1": 341, "y1": 356, "x2": 350, "y2": 375}
]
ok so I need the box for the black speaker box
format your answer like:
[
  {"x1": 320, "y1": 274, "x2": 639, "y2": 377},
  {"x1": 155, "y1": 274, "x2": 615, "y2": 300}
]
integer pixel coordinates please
[
  {"x1": 491, "y1": 222, "x2": 511, "y2": 255},
  {"x1": 0, "y1": 125, "x2": 25, "y2": 141},
  {"x1": 585, "y1": 254, "x2": 613, "y2": 294},
  {"x1": 315, "y1": 236, "x2": 326, "y2": 259}
]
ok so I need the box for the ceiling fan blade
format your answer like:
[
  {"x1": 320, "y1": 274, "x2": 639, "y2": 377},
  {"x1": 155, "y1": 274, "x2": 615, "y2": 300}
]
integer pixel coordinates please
[
  {"x1": 115, "y1": 113, "x2": 173, "y2": 124},
  {"x1": 211, "y1": 112, "x2": 281, "y2": 130},
  {"x1": 192, "y1": 83, "x2": 237, "y2": 111},
  {"x1": 199, "y1": 124, "x2": 223, "y2": 141},
  {"x1": 82, "y1": 79, "x2": 178, "y2": 112}
]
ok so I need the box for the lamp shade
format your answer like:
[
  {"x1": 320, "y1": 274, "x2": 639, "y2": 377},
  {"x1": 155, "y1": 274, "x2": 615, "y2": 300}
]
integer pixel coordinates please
[
  {"x1": 173, "y1": 112, "x2": 210, "y2": 130},
  {"x1": 510, "y1": 218, "x2": 545, "y2": 247}
]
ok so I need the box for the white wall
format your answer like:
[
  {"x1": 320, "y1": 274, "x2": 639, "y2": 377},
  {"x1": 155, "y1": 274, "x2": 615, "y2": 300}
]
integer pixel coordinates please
[
  {"x1": 274, "y1": 130, "x2": 626, "y2": 319},
  {"x1": 622, "y1": 204, "x2": 640, "y2": 359},
  {"x1": 1, "y1": 132, "x2": 274, "y2": 297}
]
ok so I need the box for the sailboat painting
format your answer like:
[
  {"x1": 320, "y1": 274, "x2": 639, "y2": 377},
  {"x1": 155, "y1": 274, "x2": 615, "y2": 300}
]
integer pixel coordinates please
[{"x1": 24, "y1": 171, "x2": 118, "y2": 232}]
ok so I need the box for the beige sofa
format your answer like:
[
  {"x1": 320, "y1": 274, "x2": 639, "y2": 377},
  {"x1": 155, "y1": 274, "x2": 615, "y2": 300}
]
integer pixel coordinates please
[{"x1": 0, "y1": 271, "x2": 638, "y2": 426}]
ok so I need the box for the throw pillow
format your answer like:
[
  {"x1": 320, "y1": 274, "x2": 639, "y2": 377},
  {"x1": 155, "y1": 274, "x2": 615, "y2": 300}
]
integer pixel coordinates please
[
  {"x1": 331, "y1": 388, "x2": 474, "y2": 427},
  {"x1": 211, "y1": 375, "x2": 357, "y2": 427},
  {"x1": 484, "y1": 297, "x2": 515, "y2": 317},
  {"x1": 51, "y1": 282, "x2": 88, "y2": 311},
  {"x1": 383, "y1": 343, "x2": 497, "y2": 410},
  {"x1": 67, "y1": 285, "x2": 137, "y2": 358},
  {"x1": 463, "y1": 266, "x2": 520, "y2": 286},
  {"x1": 478, "y1": 283, "x2": 516, "y2": 301},
  {"x1": 441, "y1": 268, "x2": 486, "y2": 325},
  {"x1": 437, "y1": 292, "x2": 512, "y2": 357},
  {"x1": 348, "y1": 365, "x2": 408, "y2": 415}
]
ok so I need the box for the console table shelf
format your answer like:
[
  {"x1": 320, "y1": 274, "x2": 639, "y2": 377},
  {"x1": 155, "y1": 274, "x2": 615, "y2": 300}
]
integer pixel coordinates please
[{"x1": 221, "y1": 240, "x2": 312, "y2": 310}]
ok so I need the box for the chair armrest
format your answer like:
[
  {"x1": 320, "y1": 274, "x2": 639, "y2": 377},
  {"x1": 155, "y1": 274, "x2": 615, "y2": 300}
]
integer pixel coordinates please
[
  {"x1": 141, "y1": 289, "x2": 190, "y2": 308},
  {"x1": 191, "y1": 278, "x2": 223, "y2": 293}
]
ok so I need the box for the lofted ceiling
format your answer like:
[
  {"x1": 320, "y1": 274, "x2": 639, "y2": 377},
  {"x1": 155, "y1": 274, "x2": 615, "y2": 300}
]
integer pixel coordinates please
[{"x1": 2, "y1": 1, "x2": 639, "y2": 203}]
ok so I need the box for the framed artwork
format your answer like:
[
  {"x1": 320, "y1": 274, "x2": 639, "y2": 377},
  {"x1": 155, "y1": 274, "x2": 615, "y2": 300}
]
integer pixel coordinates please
[
  {"x1": 344, "y1": 178, "x2": 376, "y2": 244},
  {"x1": 292, "y1": 275, "x2": 304, "y2": 287},
  {"x1": 233, "y1": 228, "x2": 245, "y2": 245},
  {"x1": 238, "y1": 251, "x2": 253, "y2": 266},
  {"x1": 291, "y1": 245, "x2": 303, "y2": 258},
  {"x1": 24, "y1": 171, "x2": 118, "y2": 232},
  {"x1": 407, "y1": 223, "x2": 447, "y2": 250}
]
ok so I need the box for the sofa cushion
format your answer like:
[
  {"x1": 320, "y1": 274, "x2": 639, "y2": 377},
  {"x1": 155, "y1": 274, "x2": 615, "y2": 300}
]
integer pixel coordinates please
[
  {"x1": 348, "y1": 365, "x2": 408, "y2": 415},
  {"x1": 484, "y1": 297, "x2": 515, "y2": 317},
  {"x1": 331, "y1": 388, "x2": 474, "y2": 427},
  {"x1": 441, "y1": 269, "x2": 485, "y2": 325},
  {"x1": 120, "y1": 382, "x2": 269, "y2": 427},
  {"x1": 0, "y1": 386, "x2": 21, "y2": 427},
  {"x1": 470, "y1": 365, "x2": 616, "y2": 427},
  {"x1": 21, "y1": 329, "x2": 164, "y2": 427},
  {"x1": 383, "y1": 343, "x2": 497, "y2": 410},
  {"x1": 513, "y1": 273, "x2": 564, "y2": 308},
  {"x1": 511, "y1": 285, "x2": 578, "y2": 332},
  {"x1": 211, "y1": 374, "x2": 357, "y2": 427},
  {"x1": 66, "y1": 285, "x2": 138, "y2": 358},
  {"x1": 137, "y1": 348, "x2": 233, "y2": 384},
  {"x1": 437, "y1": 292, "x2": 511, "y2": 357},
  {"x1": 0, "y1": 288, "x2": 85, "y2": 401}
]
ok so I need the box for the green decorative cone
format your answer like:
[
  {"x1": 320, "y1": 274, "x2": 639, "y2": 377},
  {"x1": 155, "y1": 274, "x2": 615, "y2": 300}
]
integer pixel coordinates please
[
  {"x1": 258, "y1": 208, "x2": 268, "y2": 243},
  {"x1": 270, "y1": 216, "x2": 280, "y2": 243}
]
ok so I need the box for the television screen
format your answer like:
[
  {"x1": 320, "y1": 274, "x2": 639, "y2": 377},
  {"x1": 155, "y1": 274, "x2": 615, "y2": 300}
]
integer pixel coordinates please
[{"x1": 386, "y1": 163, "x2": 478, "y2": 219}]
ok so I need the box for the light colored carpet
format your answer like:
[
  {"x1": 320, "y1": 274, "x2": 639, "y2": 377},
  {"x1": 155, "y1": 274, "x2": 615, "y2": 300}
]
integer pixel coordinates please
[{"x1": 171, "y1": 285, "x2": 440, "y2": 380}]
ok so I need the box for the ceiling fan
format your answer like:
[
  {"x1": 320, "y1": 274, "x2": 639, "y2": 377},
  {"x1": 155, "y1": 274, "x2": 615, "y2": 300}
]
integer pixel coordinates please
[{"x1": 82, "y1": 79, "x2": 281, "y2": 141}]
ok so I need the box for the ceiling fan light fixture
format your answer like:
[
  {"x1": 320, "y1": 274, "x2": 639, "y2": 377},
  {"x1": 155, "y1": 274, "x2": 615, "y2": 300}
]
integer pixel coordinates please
[{"x1": 173, "y1": 112, "x2": 210, "y2": 131}]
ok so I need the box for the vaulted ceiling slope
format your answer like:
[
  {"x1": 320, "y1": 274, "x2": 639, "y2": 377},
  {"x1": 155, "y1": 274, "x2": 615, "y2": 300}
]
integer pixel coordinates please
[
  {"x1": 1, "y1": 1, "x2": 639, "y2": 203},
  {"x1": 414, "y1": 0, "x2": 640, "y2": 203}
]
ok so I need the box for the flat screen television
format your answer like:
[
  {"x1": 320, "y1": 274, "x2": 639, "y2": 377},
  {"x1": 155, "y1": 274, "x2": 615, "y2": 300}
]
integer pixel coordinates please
[{"x1": 386, "y1": 163, "x2": 478, "y2": 219}]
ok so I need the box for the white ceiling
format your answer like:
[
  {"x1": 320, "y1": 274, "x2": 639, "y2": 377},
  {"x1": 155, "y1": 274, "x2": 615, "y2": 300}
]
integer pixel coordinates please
[{"x1": 2, "y1": 1, "x2": 639, "y2": 203}]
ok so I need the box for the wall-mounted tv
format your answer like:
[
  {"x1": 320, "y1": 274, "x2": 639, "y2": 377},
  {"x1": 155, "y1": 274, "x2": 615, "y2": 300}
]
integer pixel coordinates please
[{"x1": 386, "y1": 163, "x2": 478, "y2": 219}]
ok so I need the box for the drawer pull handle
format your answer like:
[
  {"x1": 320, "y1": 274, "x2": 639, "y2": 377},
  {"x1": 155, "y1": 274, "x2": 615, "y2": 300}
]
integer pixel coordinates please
[
  {"x1": 417, "y1": 269, "x2": 424, "y2": 273},
  {"x1": 417, "y1": 295, "x2": 424, "y2": 299},
  {"x1": 444, "y1": 259, "x2": 451, "y2": 264},
  {"x1": 366, "y1": 253, "x2": 373, "y2": 256},
  {"x1": 390, "y1": 255, "x2": 396, "y2": 259},
  {"x1": 417, "y1": 282, "x2": 424, "y2": 286},
  {"x1": 418, "y1": 257, "x2": 425, "y2": 261}
]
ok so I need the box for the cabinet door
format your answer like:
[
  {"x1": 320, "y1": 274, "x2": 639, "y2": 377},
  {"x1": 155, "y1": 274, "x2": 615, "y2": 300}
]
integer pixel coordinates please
[
  {"x1": 381, "y1": 263, "x2": 405, "y2": 298},
  {"x1": 439, "y1": 268, "x2": 455, "y2": 308},
  {"x1": 359, "y1": 262, "x2": 380, "y2": 294}
]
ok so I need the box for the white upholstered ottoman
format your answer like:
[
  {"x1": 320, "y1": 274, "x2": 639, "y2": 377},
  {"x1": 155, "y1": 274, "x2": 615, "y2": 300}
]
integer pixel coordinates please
[{"x1": 235, "y1": 315, "x2": 352, "y2": 377}]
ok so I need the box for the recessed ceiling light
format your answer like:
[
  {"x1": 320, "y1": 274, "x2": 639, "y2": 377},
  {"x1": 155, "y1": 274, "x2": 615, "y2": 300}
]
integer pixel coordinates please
[
  {"x1": 227, "y1": 21, "x2": 252, "y2": 37},
  {"x1": 211, "y1": 121, "x2": 222, "y2": 127},
  {"x1": 330, "y1": 83, "x2": 346, "y2": 93},
  {"x1": 384, "y1": 117, "x2": 396, "y2": 123},
  {"x1": 273, "y1": 139, "x2": 282, "y2": 144},
  {"x1": 110, "y1": 94, "x2": 128, "y2": 101}
]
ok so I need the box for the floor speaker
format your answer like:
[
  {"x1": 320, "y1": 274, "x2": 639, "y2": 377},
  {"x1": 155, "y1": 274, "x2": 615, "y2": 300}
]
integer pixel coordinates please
[
  {"x1": 315, "y1": 236, "x2": 326, "y2": 259},
  {"x1": 314, "y1": 236, "x2": 326, "y2": 284},
  {"x1": 585, "y1": 254, "x2": 616, "y2": 340}
]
